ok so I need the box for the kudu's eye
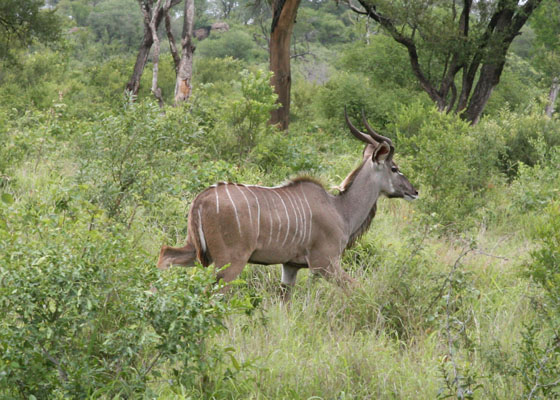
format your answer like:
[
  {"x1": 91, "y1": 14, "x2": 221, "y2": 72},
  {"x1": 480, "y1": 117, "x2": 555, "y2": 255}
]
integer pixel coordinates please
[{"x1": 391, "y1": 166, "x2": 398, "y2": 173}]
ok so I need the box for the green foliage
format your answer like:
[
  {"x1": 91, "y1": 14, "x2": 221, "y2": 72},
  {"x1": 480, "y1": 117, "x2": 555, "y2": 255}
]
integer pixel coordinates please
[
  {"x1": 338, "y1": 36, "x2": 418, "y2": 90},
  {"x1": 225, "y1": 69, "x2": 279, "y2": 158},
  {"x1": 481, "y1": 108, "x2": 560, "y2": 176},
  {"x1": 0, "y1": 49, "x2": 69, "y2": 110},
  {"x1": 511, "y1": 139, "x2": 560, "y2": 212},
  {"x1": 86, "y1": 0, "x2": 143, "y2": 50},
  {"x1": 57, "y1": 0, "x2": 94, "y2": 26},
  {"x1": 0, "y1": 184, "x2": 239, "y2": 398},
  {"x1": 0, "y1": 0, "x2": 62, "y2": 61},
  {"x1": 519, "y1": 202, "x2": 560, "y2": 398},
  {"x1": 393, "y1": 103, "x2": 502, "y2": 233},
  {"x1": 318, "y1": 36, "x2": 429, "y2": 129},
  {"x1": 194, "y1": 56, "x2": 245, "y2": 87},
  {"x1": 484, "y1": 54, "x2": 542, "y2": 116},
  {"x1": 190, "y1": 69, "x2": 279, "y2": 160},
  {"x1": 529, "y1": 0, "x2": 560, "y2": 81},
  {"x1": 293, "y1": 7, "x2": 351, "y2": 46},
  {"x1": 75, "y1": 100, "x2": 198, "y2": 219},
  {"x1": 197, "y1": 29, "x2": 266, "y2": 62},
  {"x1": 317, "y1": 71, "x2": 413, "y2": 129}
]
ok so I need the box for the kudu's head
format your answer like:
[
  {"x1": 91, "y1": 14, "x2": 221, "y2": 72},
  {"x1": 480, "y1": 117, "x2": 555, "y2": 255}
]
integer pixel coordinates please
[{"x1": 344, "y1": 108, "x2": 418, "y2": 201}]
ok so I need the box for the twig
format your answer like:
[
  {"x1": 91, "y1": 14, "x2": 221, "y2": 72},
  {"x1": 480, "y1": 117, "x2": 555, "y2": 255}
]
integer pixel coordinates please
[
  {"x1": 527, "y1": 340, "x2": 560, "y2": 399},
  {"x1": 41, "y1": 345, "x2": 68, "y2": 383},
  {"x1": 473, "y1": 249, "x2": 509, "y2": 261}
]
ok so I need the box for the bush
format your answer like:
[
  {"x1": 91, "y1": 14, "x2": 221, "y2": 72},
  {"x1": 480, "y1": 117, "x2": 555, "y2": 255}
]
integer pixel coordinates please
[
  {"x1": 0, "y1": 187, "x2": 239, "y2": 398},
  {"x1": 194, "y1": 56, "x2": 245, "y2": 87},
  {"x1": 196, "y1": 29, "x2": 266, "y2": 62},
  {"x1": 480, "y1": 108, "x2": 560, "y2": 177},
  {"x1": 518, "y1": 201, "x2": 560, "y2": 398},
  {"x1": 392, "y1": 103, "x2": 503, "y2": 233},
  {"x1": 75, "y1": 100, "x2": 202, "y2": 220},
  {"x1": 317, "y1": 71, "x2": 428, "y2": 130},
  {"x1": 510, "y1": 139, "x2": 560, "y2": 212},
  {"x1": 190, "y1": 69, "x2": 278, "y2": 161}
]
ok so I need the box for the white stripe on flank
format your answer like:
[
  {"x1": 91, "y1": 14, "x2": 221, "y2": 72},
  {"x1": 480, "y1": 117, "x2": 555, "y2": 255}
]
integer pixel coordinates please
[
  {"x1": 224, "y1": 184, "x2": 242, "y2": 234},
  {"x1": 197, "y1": 209, "x2": 207, "y2": 252},
  {"x1": 269, "y1": 191, "x2": 282, "y2": 242},
  {"x1": 272, "y1": 191, "x2": 290, "y2": 246},
  {"x1": 247, "y1": 186, "x2": 261, "y2": 241},
  {"x1": 294, "y1": 194, "x2": 306, "y2": 245},
  {"x1": 236, "y1": 184, "x2": 253, "y2": 227},
  {"x1": 215, "y1": 187, "x2": 220, "y2": 214},
  {"x1": 285, "y1": 191, "x2": 300, "y2": 245},
  {"x1": 300, "y1": 185, "x2": 313, "y2": 245},
  {"x1": 260, "y1": 188, "x2": 273, "y2": 246},
  {"x1": 296, "y1": 194, "x2": 307, "y2": 245}
]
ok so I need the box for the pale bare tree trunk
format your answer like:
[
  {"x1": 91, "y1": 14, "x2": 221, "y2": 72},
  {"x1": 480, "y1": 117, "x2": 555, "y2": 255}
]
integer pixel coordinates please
[
  {"x1": 545, "y1": 77, "x2": 559, "y2": 117},
  {"x1": 269, "y1": 0, "x2": 302, "y2": 130},
  {"x1": 144, "y1": 0, "x2": 165, "y2": 107},
  {"x1": 174, "y1": 0, "x2": 195, "y2": 105}
]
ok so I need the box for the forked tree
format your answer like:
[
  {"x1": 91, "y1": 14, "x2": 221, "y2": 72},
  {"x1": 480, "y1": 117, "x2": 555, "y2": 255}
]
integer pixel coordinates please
[
  {"x1": 158, "y1": 110, "x2": 418, "y2": 296},
  {"x1": 347, "y1": 0, "x2": 543, "y2": 124},
  {"x1": 126, "y1": 0, "x2": 195, "y2": 105}
]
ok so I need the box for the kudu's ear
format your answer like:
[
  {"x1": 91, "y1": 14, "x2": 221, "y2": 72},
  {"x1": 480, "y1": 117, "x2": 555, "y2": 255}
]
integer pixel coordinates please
[
  {"x1": 373, "y1": 142, "x2": 391, "y2": 163},
  {"x1": 363, "y1": 144, "x2": 375, "y2": 160}
]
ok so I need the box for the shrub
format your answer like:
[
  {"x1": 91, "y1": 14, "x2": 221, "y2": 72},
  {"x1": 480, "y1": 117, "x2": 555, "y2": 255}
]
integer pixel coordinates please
[
  {"x1": 75, "y1": 100, "x2": 199, "y2": 220},
  {"x1": 190, "y1": 69, "x2": 278, "y2": 161},
  {"x1": 194, "y1": 56, "x2": 245, "y2": 87},
  {"x1": 392, "y1": 103, "x2": 503, "y2": 234},
  {"x1": 196, "y1": 29, "x2": 266, "y2": 62},
  {"x1": 518, "y1": 201, "x2": 560, "y2": 398},
  {"x1": 480, "y1": 108, "x2": 560, "y2": 177},
  {"x1": 0, "y1": 188, "x2": 239, "y2": 398},
  {"x1": 510, "y1": 139, "x2": 560, "y2": 212}
]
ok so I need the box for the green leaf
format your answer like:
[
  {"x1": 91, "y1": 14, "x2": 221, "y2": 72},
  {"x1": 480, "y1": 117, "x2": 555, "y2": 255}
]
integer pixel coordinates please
[{"x1": 1, "y1": 193, "x2": 14, "y2": 204}]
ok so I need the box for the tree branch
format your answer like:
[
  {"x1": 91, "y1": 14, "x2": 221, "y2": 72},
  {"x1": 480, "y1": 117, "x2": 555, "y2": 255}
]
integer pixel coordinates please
[
  {"x1": 353, "y1": 0, "x2": 444, "y2": 106},
  {"x1": 164, "y1": 0, "x2": 180, "y2": 71}
]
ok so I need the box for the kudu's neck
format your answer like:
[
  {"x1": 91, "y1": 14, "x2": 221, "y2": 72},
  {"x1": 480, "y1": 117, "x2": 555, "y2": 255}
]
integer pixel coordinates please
[{"x1": 335, "y1": 161, "x2": 381, "y2": 243}]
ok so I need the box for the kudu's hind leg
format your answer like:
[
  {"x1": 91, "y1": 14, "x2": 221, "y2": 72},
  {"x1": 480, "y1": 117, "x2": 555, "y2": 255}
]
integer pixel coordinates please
[
  {"x1": 157, "y1": 243, "x2": 197, "y2": 270},
  {"x1": 214, "y1": 252, "x2": 251, "y2": 285},
  {"x1": 307, "y1": 254, "x2": 357, "y2": 291}
]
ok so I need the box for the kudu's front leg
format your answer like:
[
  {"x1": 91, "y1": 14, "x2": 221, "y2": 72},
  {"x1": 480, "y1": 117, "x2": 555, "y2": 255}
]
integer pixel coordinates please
[{"x1": 280, "y1": 264, "x2": 300, "y2": 302}]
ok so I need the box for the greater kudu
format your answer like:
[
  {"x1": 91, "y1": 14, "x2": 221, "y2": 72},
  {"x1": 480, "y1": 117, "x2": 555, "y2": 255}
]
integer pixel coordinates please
[{"x1": 158, "y1": 109, "x2": 418, "y2": 292}]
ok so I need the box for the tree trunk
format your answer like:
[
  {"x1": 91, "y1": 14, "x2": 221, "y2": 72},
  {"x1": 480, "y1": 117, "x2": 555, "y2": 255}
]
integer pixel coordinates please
[
  {"x1": 125, "y1": 0, "x2": 181, "y2": 97},
  {"x1": 146, "y1": 0, "x2": 165, "y2": 107},
  {"x1": 125, "y1": 22, "x2": 153, "y2": 96},
  {"x1": 174, "y1": 0, "x2": 195, "y2": 105},
  {"x1": 545, "y1": 77, "x2": 559, "y2": 117},
  {"x1": 463, "y1": 62, "x2": 504, "y2": 124},
  {"x1": 269, "y1": 0, "x2": 302, "y2": 130},
  {"x1": 165, "y1": 4, "x2": 180, "y2": 72}
]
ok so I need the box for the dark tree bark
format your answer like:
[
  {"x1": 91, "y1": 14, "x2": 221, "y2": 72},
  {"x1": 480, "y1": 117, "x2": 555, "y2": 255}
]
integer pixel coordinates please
[
  {"x1": 350, "y1": 0, "x2": 543, "y2": 124},
  {"x1": 164, "y1": 2, "x2": 180, "y2": 72},
  {"x1": 125, "y1": 0, "x2": 181, "y2": 97},
  {"x1": 174, "y1": 0, "x2": 195, "y2": 104},
  {"x1": 269, "y1": 0, "x2": 302, "y2": 130}
]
